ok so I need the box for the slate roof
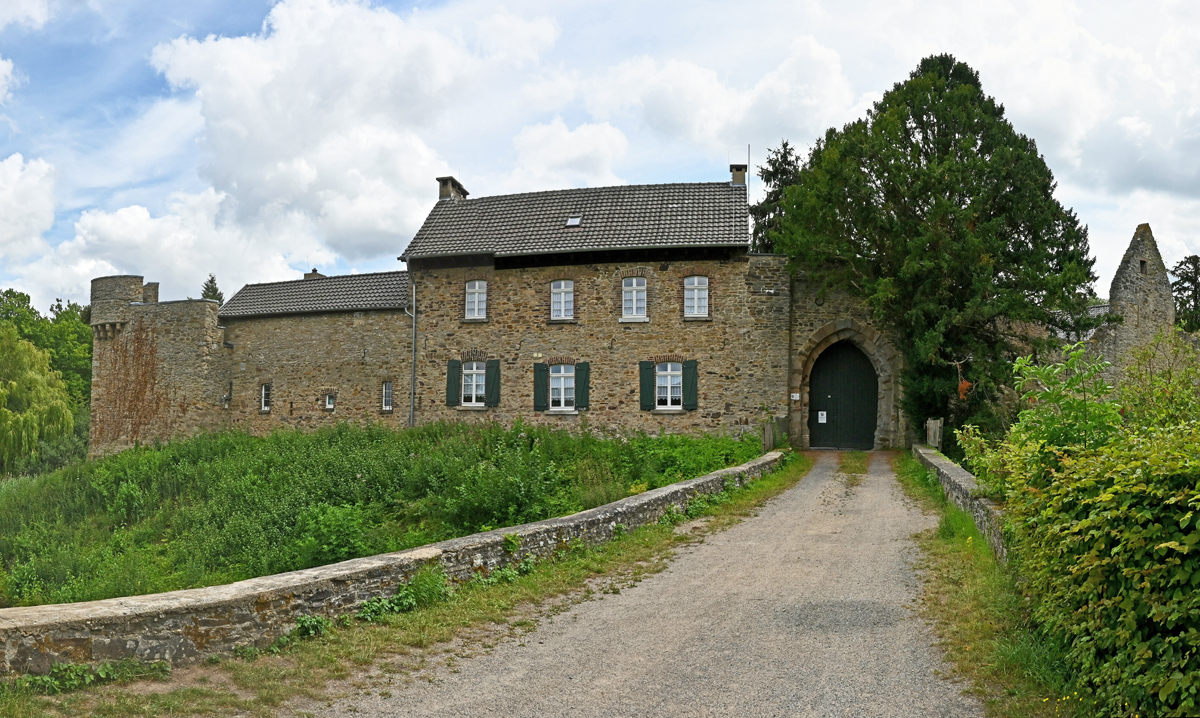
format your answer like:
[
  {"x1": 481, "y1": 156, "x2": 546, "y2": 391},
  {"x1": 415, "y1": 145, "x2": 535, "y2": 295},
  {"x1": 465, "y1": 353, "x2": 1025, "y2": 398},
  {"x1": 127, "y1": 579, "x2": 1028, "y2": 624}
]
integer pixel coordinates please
[
  {"x1": 401, "y1": 182, "x2": 748, "y2": 259},
  {"x1": 219, "y1": 271, "x2": 409, "y2": 319}
]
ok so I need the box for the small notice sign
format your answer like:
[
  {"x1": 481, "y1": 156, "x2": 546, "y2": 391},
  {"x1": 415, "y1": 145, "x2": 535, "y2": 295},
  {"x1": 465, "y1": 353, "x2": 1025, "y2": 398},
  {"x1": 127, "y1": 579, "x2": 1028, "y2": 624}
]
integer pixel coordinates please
[{"x1": 818, "y1": 411, "x2": 827, "y2": 424}]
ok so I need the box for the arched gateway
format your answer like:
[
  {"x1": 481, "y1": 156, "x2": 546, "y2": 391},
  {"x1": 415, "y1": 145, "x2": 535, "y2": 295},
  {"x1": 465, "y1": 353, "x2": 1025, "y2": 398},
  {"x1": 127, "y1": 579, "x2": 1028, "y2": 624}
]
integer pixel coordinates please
[
  {"x1": 792, "y1": 319, "x2": 904, "y2": 450},
  {"x1": 808, "y1": 341, "x2": 877, "y2": 449}
]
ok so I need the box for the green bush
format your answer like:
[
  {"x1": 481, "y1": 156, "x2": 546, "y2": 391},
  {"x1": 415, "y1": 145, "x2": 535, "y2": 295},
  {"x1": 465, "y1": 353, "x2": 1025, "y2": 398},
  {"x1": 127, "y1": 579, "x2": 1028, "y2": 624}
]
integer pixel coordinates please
[
  {"x1": 1007, "y1": 425, "x2": 1200, "y2": 716},
  {"x1": 960, "y1": 331, "x2": 1200, "y2": 716},
  {"x1": 0, "y1": 421, "x2": 760, "y2": 607}
]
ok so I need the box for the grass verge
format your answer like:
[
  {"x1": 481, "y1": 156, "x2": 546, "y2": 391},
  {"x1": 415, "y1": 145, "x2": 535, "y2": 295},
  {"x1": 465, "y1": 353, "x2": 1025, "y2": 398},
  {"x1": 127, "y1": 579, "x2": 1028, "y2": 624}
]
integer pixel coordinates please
[
  {"x1": 892, "y1": 452, "x2": 1086, "y2": 718},
  {"x1": 0, "y1": 452, "x2": 813, "y2": 718}
]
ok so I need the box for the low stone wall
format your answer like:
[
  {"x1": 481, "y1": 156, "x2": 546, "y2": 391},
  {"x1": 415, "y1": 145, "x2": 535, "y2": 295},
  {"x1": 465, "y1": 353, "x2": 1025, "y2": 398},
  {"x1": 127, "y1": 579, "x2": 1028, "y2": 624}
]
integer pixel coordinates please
[
  {"x1": 0, "y1": 451, "x2": 785, "y2": 675},
  {"x1": 911, "y1": 446, "x2": 1006, "y2": 562}
]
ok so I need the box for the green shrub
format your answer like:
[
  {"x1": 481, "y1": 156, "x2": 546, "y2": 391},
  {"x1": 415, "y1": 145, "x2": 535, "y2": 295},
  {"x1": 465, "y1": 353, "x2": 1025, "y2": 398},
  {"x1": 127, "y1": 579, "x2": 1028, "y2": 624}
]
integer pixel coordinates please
[
  {"x1": 959, "y1": 332, "x2": 1200, "y2": 716},
  {"x1": 1007, "y1": 425, "x2": 1200, "y2": 716}
]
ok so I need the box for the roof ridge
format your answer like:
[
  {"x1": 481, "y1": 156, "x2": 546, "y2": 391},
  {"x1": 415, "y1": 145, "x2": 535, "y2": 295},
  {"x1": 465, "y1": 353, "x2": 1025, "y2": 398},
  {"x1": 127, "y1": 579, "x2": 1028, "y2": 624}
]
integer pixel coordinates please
[{"x1": 235, "y1": 269, "x2": 407, "y2": 290}]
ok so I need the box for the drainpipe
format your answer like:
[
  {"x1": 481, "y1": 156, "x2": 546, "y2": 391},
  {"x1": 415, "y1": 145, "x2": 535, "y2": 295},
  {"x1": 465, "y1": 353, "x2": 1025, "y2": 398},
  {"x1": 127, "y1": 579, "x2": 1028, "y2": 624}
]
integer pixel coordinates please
[{"x1": 406, "y1": 274, "x2": 418, "y2": 426}]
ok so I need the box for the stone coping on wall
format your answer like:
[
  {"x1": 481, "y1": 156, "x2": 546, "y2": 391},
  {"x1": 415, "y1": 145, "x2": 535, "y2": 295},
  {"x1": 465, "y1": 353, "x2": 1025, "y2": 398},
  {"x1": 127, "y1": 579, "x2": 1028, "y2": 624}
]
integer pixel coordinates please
[
  {"x1": 911, "y1": 445, "x2": 1006, "y2": 562},
  {"x1": 0, "y1": 451, "x2": 786, "y2": 675}
]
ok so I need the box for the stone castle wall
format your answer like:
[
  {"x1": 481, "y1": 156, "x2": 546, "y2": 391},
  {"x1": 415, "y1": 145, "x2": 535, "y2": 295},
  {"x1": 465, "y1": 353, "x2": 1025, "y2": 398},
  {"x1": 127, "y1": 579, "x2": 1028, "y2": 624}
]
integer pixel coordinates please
[
  {"x1": 1093, "y1": 223, "x2": 1178, "y2": 377},
  {"x1": 222, "y1": 310, "x2": 414, "y2": 433},
  {"x1": 788, "y1": 279, "x2": 907, "y2": 449},
  {"x1": 410, "y1": 252, "x2": 791, "y2": 435},
  {"x1": 89, "y1": 277, "x2": 227, "y2": 456}
]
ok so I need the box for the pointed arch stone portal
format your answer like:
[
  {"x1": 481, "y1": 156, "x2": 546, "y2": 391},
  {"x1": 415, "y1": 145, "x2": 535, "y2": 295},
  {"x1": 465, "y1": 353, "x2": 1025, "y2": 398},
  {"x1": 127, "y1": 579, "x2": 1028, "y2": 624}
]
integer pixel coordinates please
[{"x1": 791, "y1": 318, "x2": 904, "y2": 450}]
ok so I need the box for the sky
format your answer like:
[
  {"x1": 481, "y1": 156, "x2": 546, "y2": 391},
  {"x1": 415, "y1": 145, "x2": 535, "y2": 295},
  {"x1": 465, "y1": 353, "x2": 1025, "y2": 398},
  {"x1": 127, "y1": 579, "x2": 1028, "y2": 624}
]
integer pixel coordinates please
[{"x1": 0, "y1": 0, "x2": 1198, "y2": 311}]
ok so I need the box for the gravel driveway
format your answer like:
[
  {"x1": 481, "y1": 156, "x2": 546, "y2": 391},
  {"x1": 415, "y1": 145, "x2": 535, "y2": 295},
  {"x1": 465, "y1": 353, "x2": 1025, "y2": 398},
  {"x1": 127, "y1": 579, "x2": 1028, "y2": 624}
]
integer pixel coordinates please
[{"x1": 326, "y1": 452, "x2": 983, "y2": 717}]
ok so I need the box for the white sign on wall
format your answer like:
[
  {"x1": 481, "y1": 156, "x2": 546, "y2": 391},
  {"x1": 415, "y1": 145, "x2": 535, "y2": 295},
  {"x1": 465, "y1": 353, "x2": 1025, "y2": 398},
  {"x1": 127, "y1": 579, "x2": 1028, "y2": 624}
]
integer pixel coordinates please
[{"x1": 818, "y1": 411, "x2": 827, "y2": 424}]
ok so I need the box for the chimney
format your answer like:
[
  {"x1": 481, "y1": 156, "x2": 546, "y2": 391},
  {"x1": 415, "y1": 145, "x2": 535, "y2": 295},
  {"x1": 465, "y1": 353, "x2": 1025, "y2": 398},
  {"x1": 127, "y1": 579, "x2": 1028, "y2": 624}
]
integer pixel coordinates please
[
  {"x1": 304, "y1": 268, "x2": 326, "y2": 280},
  {"x1": 437, "y1": 176, "x2": 470, "y2": 200},
  {"x1": 730, "y1": 164, "x2": 747, "y2": 186},
  {"x1": 141, "y1": 282, "x2": 159, "y2": 303}
]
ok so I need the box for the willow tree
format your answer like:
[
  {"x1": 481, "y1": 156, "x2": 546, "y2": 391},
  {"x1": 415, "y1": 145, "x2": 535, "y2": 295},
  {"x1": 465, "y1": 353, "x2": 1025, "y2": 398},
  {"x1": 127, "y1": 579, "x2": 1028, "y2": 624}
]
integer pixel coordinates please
[
  {"x1": 0, "y1": 323, "x2": 74, "y2": 473},
  {"x1": 771, "y1": 55, "x2": 1100, "y2": 439}
]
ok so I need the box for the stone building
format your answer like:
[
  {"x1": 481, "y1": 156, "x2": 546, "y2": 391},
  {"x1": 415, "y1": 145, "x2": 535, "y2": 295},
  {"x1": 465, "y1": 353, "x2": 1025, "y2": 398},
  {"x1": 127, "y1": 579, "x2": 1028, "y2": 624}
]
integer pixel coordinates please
[{"x1": 95, "y1": 169, "x2": 1174, "y2": 457}]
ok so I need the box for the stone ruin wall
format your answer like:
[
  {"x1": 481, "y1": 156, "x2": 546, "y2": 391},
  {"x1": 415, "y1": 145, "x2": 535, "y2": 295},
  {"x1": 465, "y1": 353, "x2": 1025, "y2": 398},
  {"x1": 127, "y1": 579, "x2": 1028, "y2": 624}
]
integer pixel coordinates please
[{"x1": 89, "y1": 277, "x2": 228, "y2": 456}]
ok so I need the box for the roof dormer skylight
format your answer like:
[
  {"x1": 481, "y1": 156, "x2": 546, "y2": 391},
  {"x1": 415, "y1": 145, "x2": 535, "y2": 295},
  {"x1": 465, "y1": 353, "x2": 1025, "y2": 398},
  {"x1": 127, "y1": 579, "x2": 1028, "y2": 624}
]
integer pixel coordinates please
[{"x1": 565, "y1": 215, "x2": 583, "y2": 228}]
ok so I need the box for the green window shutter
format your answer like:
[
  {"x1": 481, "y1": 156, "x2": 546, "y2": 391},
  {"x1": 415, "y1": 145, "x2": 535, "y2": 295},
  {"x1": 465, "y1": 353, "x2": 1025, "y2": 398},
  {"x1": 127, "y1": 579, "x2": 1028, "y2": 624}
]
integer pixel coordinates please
[
  {"x1": 683, "y1": 360, "x2": 698, "y2": 411},
  {"x1": 639, "y1": 361, "x2": 655, "y2": 411},
  {"x1": 485, "y1": 359, "x2": 501, "y2": 407},
  {"x1": 533, "y1": 363, "x2": 549, "y2": 411},
  {"x1": 575, "y1": 362, "x2": 590, "y2": 410},
  {"x1": 446, "y1": 360, "x2": 461, "y2": 407}
]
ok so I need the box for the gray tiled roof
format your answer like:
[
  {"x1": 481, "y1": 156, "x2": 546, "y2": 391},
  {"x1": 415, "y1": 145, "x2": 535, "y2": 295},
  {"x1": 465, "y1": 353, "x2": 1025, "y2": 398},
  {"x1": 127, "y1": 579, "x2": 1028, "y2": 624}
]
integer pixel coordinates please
[
  {"x1": 219, "y1": 271, "x2": 409, "y2": 318},
  {"x1": 402, "y1": 182, "x2": 748, "y2": 259}
]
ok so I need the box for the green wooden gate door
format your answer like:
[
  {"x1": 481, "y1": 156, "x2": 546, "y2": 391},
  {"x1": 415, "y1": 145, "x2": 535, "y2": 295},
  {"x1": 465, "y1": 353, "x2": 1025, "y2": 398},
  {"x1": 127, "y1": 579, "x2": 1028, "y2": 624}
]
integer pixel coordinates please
[{"x1": 808, "y1": 340, "x2": 878, "y2": 450}]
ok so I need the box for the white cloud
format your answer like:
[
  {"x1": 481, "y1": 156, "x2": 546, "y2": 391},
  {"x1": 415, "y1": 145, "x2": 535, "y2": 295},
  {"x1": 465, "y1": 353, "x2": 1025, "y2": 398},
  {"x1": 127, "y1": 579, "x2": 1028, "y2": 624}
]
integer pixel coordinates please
[
  {"x1": 0, "y1": 153, "x2": 54, "y2": 261},
  {"x1": 505, "y1": 118, "x2": 627, "y2": 191},
  {"x1": 0, "y1": 0, "x2": 49, "y2": 30},
  {"x1": 13, "y1": 189, "x2": 333, "y2": 311},
  {"x1": 148, "y1": 0, "x2": 559, "y2": 261},
  {"x1": 585, "y1": 36, "x2": 856, "y2": 156}
]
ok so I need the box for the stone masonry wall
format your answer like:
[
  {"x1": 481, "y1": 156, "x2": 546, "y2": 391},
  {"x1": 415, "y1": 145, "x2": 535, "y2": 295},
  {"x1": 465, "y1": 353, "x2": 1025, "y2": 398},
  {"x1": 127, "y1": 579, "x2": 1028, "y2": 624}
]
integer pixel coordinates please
[
  {"x1": 90, "y1": 276, "x2": 228, "y2": 456},
  {"x1": 911, "y1": 445, "x2": 1006, "y2": 562},
  {"x1": 0, "y1": 451, "x2": 784, "y2": 674},
  {"x1": 789, "y1": 278, "x2": 907, "y2": 449},
  {"x1": 223, "y1": 310, "x2": 414, "y2": 434},
  {"x1": 410, "y1": 252, "x2": 791, "y2": 435},
  {"x1": 1092, "y1": 223, "x2": 1177, "y2": 378}
]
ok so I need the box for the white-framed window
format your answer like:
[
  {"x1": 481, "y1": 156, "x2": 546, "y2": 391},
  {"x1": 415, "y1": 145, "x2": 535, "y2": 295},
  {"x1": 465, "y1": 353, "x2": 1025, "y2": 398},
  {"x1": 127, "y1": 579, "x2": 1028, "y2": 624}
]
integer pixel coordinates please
[
  {"x1": 465, "y1": 280, "x2": 487, "y2": 318},
  {"x1": 551, "y1": 280, "x2": 574, "y2": 319},
  {"x1": 656, "y1": 362, "x2": 683, "y2": 408},
  {"x1": 549, "y1": 364, "x2": 575, "y2": 410},
  {"x1": 462, "y1": 361, "x2": 486, "y2": 406},
  {"x1": 325, "y1": 393, "x2": 335, "y2": 410},
  {"x1": 684, "y1": 276, "x2": 709, "y2": 317},
  {"x1": 622, "y1": 277, "x2": 646, "y2": 317},
  {"x1": 382, "y1": 381, "x2": 393, "y2": 411},
  {"x1": 260, "y1": 383, "x2": 272, "y2": 412}
]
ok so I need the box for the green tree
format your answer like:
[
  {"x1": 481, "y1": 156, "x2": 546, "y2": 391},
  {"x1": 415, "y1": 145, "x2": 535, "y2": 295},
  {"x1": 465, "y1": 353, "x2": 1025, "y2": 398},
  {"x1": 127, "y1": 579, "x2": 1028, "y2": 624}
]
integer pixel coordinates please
[
  {"x1": 748, "y1": 140, "x2": 801, "y2": 253},
  {"x1": 1171, "y1": 254, "x2": 1200, "y2": 332},
  {"x1": 773, "y1": 54, "x2": 1099, "y2": 443},
  {"x1": 0, "y1": 324, "x2": 74, "y2": 474},
  {"x1": 201, "y1": 274, "x2": 224, "y2": 306},
  {"x1": 0, "y1": 290, "x2": 92, "y2": 406}
]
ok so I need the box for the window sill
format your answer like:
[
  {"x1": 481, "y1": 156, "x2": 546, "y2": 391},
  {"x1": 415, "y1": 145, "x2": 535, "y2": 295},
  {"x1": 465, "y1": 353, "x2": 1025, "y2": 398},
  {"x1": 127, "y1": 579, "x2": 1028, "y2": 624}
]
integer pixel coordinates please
[
  {"x1": 651, "y1": 408, "x2": 686, "y2": 414},
  {"x1": 546, "y1": 409, "x2": 579, "y2": 415},
  {"x1": 683, "y1": 316, "x2": 712, "y2": 322},
  {"x1": 461, "y1": 317, "x2": 489, "y2": 323},
  {"x1": 380, "y1": 409, "x2": 394, "y2": 414},
  {"x1": 456, "y1": 405, "x2": 489, "y2": 411},
  {"x1": 548, "y1": 318, "x2": 578, "y2": 324},
  {"x1": 619, "y1": 316, "x2": 649, "y2": 323},
  {"x1": 259, "y1": 410, "x2": 272, "y2": 415}
]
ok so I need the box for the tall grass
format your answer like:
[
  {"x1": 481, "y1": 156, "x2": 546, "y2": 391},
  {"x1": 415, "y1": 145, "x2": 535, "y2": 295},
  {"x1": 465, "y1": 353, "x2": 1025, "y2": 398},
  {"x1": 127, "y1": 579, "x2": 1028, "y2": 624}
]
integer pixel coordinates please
[{"x1": 0, "y1": 421, "x2": 760, "y2": 607}]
